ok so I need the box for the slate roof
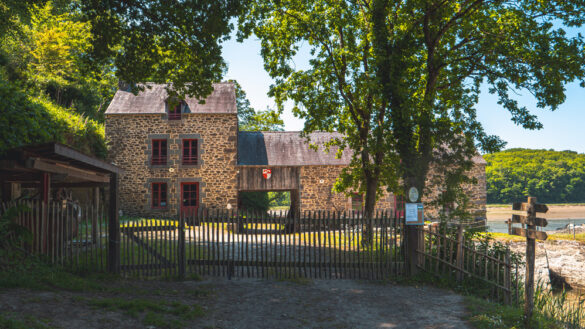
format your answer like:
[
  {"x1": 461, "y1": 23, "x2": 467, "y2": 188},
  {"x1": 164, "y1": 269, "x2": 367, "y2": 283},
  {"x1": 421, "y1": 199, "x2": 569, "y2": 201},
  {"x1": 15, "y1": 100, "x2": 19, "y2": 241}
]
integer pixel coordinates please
[
  {"x1": 238, "y1": 131, "x2": 352, "y2": 166},
  {"x1": 105, "y1": 82, "x2": 236, "y2": 114},
  {"x1": 238, "y1": 131, "x2": 486, "y2": 166}
]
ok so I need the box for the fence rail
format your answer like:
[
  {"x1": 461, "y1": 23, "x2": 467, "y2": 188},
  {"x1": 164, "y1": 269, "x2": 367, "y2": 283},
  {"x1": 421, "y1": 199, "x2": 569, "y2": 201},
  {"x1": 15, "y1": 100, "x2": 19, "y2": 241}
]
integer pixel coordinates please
[
  {"x1": 416, "y1": 224, "x2": 522, "y2": 305},
  {"x1": 1, "y1": 200, "x2": 109, "y2": 271},
  {"x1": 119, "y1": 210, "x2": 405, "y2": 280}
]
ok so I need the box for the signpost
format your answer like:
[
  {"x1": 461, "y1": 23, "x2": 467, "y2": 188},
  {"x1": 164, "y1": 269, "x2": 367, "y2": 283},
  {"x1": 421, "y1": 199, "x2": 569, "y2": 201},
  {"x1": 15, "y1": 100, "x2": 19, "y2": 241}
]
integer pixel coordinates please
[{"x1": 508, "y1": 197, "x2": 548, "y2": 327}]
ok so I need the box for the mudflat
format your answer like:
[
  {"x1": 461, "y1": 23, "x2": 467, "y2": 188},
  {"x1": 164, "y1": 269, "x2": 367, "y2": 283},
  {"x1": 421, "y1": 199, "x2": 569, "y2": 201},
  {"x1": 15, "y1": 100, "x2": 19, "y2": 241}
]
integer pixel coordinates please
[{"x1": 487, "y1": 205, "x2": 585, "y2": 221}]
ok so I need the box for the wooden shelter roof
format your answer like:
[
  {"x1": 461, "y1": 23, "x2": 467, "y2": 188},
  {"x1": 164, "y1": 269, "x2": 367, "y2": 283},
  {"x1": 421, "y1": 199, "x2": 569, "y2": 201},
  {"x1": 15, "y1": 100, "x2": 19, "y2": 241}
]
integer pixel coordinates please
[
  {"x1": 0, "y1": 143, "x2": 121, "y2": 187},
  {"x1": 105, "y1": 82, "x2": 237, "y2": 115}
]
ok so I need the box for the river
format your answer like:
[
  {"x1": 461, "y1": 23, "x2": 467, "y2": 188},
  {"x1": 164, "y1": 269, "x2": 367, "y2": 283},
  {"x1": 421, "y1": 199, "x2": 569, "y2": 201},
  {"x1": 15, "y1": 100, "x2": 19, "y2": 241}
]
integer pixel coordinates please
[{"x1": 487, "y1": 219, "x2": 585, "y2": 233}]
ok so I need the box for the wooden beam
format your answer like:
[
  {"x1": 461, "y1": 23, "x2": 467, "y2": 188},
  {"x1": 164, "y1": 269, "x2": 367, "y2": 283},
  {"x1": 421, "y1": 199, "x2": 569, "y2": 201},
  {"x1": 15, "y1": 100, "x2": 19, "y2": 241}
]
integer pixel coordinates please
[
  {"x1": 511, "y1": 227, "x2": 548, "y2": 240},
  {"x1": 30, "y1": 158, "x2": 109, "y2": 183},
  {"x1": 510, "y1": 214, "x2": 548, "y2": 227},
  {"x1": 53, "y1": 143, "x2": 121, "y2": 174},
  {"x1": 512, "y1": 202, "x2": 548, "y2": 213}
]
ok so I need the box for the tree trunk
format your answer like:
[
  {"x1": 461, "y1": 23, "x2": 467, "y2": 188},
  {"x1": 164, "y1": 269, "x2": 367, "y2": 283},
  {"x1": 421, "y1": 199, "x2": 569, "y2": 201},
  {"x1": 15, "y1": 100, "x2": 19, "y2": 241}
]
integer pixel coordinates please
[{"x1": 361, "y1": 173, "x2": 378, "y2": 247}]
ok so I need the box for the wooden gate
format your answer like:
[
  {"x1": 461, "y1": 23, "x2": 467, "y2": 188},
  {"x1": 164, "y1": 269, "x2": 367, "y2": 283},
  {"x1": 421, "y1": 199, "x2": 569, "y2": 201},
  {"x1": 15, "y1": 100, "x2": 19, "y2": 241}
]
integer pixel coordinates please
[{"x1": 119, "y1": 210, "x2": 405, "y2": 280}]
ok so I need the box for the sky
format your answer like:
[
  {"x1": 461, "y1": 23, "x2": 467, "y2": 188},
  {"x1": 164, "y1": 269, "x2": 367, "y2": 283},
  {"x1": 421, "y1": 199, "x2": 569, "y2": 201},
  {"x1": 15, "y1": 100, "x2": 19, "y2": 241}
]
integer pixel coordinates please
[{"x1": 222, "y1": 32, "x2": 585, "y2": 154}]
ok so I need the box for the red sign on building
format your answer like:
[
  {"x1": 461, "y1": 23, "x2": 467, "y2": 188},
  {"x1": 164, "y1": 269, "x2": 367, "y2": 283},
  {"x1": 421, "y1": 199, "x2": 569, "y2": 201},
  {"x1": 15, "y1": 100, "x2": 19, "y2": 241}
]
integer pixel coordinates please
[{"x1": 262, "y1": 168, "x2": 272, "y2": 179}]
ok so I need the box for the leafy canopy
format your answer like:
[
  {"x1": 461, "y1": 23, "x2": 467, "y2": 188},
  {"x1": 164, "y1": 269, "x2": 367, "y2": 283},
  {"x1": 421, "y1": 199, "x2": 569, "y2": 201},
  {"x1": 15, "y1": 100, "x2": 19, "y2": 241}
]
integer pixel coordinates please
[
  {"x1": 240, "y1": 0, "x2": 585, "y2": 215},
  {"x1": 82, "y1": 0, "x2": 245, "y2": 99}
]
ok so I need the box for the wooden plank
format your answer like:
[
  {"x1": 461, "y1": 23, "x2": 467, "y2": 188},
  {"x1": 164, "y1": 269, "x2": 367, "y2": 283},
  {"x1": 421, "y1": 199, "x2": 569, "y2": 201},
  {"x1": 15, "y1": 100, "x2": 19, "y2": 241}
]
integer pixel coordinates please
[
  {"x1": 510, "y1": 214, "x2": 548, "y2": 227},
  {"x1": 510, "y1": 227, "x2": 548, "y2": 240},
  {"x1": 512, "y1": 202, "x2": 548, "y2": 213},
  {"x1": 238, "y1": 166, "x2": 300, "y2": 191},
  {"x1": 31, "y1": 159, "x2": 110, "y2": 183}
]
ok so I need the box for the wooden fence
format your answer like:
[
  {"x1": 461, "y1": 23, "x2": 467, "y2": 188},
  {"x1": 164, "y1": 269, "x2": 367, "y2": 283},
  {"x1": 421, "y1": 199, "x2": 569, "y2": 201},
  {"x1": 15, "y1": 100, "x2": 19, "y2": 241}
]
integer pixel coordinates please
[
  {"x1": 1, "y1": 200, "x2": 108, "y2": 271},
  {"x1": 119, "y1": 210, "x2": 405, "y2": 280},
  {"x1": 416, "y1": 224, "x2": 522, "y2": 305}
]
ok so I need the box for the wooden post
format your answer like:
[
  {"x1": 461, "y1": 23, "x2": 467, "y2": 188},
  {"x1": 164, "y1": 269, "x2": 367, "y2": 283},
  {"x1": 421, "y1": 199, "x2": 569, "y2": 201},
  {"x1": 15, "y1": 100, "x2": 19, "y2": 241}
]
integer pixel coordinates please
[
  {"x1": 107, "y1": 173, "x2": 120, "y2": 273},
  {"x1": 406, "y1": 225, "x2": 420, "y2": 275},
  {"x1": 178, "y1": 212, "x2": 186, "y2": 279},
  {"x1": 524, "y1": 196, "x2": 536, "y2": 327},
  {"x1": 455, "y1": 224, "x2": 464, "y2": 283},
  {"x1": 92, "y1": 187, "x2": 99, "y2": 243},
  {"x1": 505, "y1": 247, "x2": 511, "y2": 305}
]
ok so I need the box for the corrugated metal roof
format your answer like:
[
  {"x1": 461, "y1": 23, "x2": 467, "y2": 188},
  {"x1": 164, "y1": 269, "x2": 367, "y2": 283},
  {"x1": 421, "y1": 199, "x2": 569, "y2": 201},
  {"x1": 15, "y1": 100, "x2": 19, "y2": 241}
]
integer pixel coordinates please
[
  {"x1": 238, "y1": 131, "x2": 486, "y2": 166},
  {"x1": 105, "y1": 82, "x2": 236, "y2": 114},
  {"x1": 238, "y1": 131, "x2": 351, "y2": 166}
]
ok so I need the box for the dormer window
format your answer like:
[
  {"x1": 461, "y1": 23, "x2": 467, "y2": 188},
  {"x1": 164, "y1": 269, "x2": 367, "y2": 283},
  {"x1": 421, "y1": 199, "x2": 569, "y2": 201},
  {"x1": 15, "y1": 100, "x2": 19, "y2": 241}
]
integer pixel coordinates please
[{"x1": 167, "y1": 99, "x2": 186, "y2": 120}]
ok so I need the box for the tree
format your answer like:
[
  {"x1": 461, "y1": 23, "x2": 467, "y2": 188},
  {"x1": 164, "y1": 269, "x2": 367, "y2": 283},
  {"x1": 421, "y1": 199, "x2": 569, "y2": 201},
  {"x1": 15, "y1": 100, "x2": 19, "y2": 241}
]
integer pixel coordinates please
[
  {"x1": 81, "y1": 0, "x2": 245, "y2": 99},
  {"x1": 232, "y1": 79, "x2": 284, "y2": 131},
  {"x1": 240, "y1": 0, "x2": 585, "y2": 219},
  {"x1": 370, "y1": 0, "x2": 585, "y2": 209},
  {"x1": 25, "y1": 2, "x2": 92, "y2": 104},
  {"x1": 239, "y1": 1, "x2": 399, "y2": 223}
]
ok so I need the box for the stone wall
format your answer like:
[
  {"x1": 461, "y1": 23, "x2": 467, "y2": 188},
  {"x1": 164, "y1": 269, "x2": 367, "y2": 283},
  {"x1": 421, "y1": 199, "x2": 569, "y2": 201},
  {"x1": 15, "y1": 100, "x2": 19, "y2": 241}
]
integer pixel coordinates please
[
  {"x1": 422, "y1": 162, "x2": 487, "y2": 220},
  {"x1": 299, "y1": 163, "x2": 486, "y2": 219},
  {"x1": 106, "y1": 113, "x2": 238, "y2": 218},
  {"x1": 299, "y1": 166, "x2": 394, "y2": 213}
]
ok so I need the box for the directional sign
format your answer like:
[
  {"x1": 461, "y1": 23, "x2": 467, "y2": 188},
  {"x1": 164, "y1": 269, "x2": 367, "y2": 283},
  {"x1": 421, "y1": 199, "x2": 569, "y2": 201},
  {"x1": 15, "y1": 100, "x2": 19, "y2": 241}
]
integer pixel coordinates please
[
  {"x1": 511, "y1": 227, "x2": 548, "y2": 240},
  {"x1": 512, "y1": 202, "x2": 549, "y2": 213},
  {"x1": 511, "y1": 214, "x2": 548, "y2": 227}
]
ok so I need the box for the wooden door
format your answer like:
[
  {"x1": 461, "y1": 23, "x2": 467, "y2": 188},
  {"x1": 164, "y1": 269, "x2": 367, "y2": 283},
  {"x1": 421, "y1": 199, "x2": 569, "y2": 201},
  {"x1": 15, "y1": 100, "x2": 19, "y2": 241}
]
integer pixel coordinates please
[{"x1": 181, "y1": 182, "x2": 199, "y2": 218}]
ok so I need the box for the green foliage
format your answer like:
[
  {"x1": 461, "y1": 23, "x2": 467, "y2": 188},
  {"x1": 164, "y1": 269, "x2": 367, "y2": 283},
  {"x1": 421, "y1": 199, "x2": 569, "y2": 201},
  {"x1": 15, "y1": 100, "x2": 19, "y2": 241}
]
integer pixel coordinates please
[
  {"x1": 239, "y1": 0, "x2": 400, "y2": 215},
  {"x1": 0, "y1": 78, "x2": 106, "y2": 157},
  {"x1": 25, "y1": 2, "x2": 92, "y2": 89},
  {"x1": 232, "y1": 79, "x2": 284, "y2": 131},
  {"x1": 81, "y1": 0, "x2": 244, "y2": 99},
  {"x1": 0, "y1": 205, "x2": 32, "y2": 271},
  {"x1": 240, "y1": 0, "x2": 585, "y2": 215},
  {"x1": 239, "y1": 192, "x2": 271, "y2": 212},
  {"x1": 485, "y1": 148, "x2": 585, "y2": 203}
]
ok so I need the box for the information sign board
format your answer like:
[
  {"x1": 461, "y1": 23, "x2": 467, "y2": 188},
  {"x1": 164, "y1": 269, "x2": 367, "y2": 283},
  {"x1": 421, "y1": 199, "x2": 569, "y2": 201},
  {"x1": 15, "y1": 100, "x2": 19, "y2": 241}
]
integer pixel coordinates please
[{"x1": 405, "y1": 203, "x2": 424, "y2": 225}]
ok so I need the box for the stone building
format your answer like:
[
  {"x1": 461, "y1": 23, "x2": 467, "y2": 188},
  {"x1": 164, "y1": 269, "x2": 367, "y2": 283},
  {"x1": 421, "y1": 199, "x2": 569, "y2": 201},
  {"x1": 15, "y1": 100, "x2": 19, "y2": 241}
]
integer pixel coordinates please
[{"x1": 105, "y1": 83, "x2": 486, "y2": 219}]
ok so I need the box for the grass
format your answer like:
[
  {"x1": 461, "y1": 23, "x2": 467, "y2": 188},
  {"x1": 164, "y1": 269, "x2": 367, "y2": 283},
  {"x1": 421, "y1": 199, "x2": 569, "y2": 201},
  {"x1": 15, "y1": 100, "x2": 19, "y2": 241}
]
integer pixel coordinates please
[
  {"x1": 464, "y1": 295, "x2": 560, "y2": 328},
  {"x1": 0, "y1": 313, "x2": 55, "y2": 329},
  {"x1": 0, "y1": 258, "x2": 113, "y2": 292},
  {"x1": 547, "y1": 232, "x2": 585, "y2": 244},
  {"x1": 87, "y1": 297, "x2": 205, "y2": 328}
]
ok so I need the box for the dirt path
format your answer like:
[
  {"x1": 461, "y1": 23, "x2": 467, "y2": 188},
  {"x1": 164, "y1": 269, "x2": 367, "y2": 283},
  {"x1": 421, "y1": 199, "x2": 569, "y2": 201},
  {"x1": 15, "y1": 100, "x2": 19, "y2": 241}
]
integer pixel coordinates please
[{"x1": 0, "y1": 278, "x2": 470, "y2": 329}]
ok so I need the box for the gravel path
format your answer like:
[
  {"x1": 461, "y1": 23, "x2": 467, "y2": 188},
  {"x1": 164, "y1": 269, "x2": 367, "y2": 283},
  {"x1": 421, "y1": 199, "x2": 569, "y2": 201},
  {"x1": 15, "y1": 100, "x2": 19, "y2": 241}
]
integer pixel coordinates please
[{"x1": 0, "y1": 278, "x2": 470, "y2": 329}]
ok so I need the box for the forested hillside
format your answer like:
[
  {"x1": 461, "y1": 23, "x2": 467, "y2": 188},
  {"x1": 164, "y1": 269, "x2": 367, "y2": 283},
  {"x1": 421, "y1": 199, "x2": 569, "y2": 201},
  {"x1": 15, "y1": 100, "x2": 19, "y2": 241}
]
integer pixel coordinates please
[
  {"x1": 1, "y1": 0, "x2": 244, "y2": 157},
  {"x1": 0, "y1": 2, "x2": 113, "y2": 156},
  {"x1": 485, "y1": 149, "x2": 585, "y2": 204}
]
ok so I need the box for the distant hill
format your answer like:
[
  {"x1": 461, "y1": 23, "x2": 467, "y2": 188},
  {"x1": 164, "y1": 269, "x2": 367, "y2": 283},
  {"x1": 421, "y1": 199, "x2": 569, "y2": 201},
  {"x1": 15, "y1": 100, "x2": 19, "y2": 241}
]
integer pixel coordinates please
[{"x1": 484, "y1": 148, "x2": 585, "y2": 204}]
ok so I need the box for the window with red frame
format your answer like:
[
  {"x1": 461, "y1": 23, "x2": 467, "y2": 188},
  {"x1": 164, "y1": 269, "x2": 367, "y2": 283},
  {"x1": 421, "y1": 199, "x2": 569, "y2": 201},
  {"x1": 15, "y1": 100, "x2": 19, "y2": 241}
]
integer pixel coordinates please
[
  {"x1": 168, "y1": 101, "x2": 183, "y2": 120},
  {"x1": 151, "y1": 139, "x2": 167, "y2": 165},
  {"x1": 151, "y1": 182, "x2": 167, "y2": 208},
  {"x1": 182, "y1": 139, "x2": 198, "y2": 165}
]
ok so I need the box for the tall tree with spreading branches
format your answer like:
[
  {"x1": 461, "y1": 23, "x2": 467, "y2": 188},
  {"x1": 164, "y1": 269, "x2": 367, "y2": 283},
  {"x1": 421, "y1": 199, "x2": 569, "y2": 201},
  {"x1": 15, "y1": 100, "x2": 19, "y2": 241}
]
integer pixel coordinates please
[
  {"x1": 239, "y1": 1, "x2": 400, "y2": 227},
  {"x1": 240, "y1": 0, "x2": 585, "y2": 221}
]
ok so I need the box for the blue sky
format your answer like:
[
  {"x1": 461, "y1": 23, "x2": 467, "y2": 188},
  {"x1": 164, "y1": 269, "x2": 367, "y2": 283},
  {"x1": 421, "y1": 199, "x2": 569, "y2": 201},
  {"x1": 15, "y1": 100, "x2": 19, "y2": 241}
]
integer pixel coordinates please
[{"x1": 222, "y1": 33, "x2": 585, "y2": 154}]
